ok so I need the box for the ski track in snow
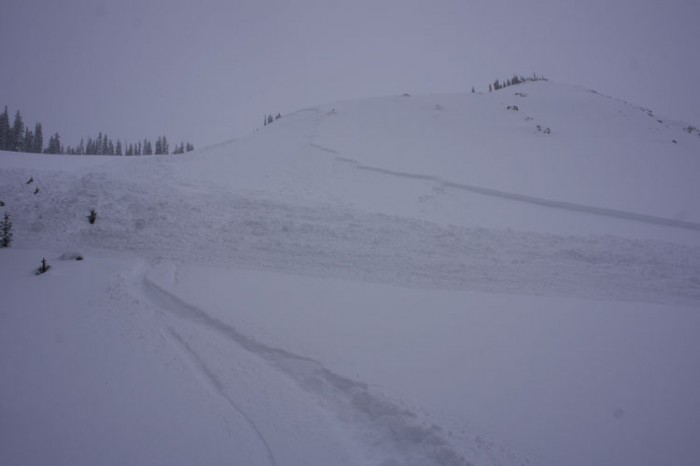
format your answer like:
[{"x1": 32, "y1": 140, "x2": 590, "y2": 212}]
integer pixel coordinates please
[
  {"x1": 142, "y1": 263, "x2": 486, "y2": 466},
  {"x1": 166, "y1": 328, "x2": 278, "y2": 466}
]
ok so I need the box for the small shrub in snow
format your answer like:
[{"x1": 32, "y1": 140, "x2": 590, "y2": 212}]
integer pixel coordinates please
[
  {"x1": 26, "y1": 177, "x2": 33, "y2": 184},
  {"x1": 33, "y1": 187, "x2": 39, "y2": 195},
  {"x1": 36, "y1": 258, "x2": 51, "y2": 275},
  {"x1": 1, "y1": 213, "x2": 12, "y2": 247},
  {"x1": 88, "y1": 209, "x2": 97, "y2": 224}
]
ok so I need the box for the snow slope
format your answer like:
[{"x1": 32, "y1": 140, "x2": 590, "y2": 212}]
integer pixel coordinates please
[{"x1": 1, "y1": 81, "x2": 700, "y2": 466}]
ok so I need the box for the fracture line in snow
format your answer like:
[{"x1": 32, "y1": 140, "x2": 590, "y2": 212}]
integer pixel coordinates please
[
  {"x1": 329, "y1": 154, "x2": 700, "y2": 232},
  {"x1": 309, "y1": 143, "x2": 340, "y2": 154},
  {"x1": 142, "y1": 265, "x2": 474, "y2": 466},
  {"x1": 167, "y1": 328, "x2": 278, "y2": 466}
]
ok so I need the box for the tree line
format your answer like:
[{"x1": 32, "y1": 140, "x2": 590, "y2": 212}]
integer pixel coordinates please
[
  {"x1": 264, "y1": 113, "x2": 282, "y2": 126},
  {"x1": 0, "y1": 106, "x2": 194, "y2": 155},
  {"x1": 487, "y1": 73, "x2": 548, "y2": 93}
]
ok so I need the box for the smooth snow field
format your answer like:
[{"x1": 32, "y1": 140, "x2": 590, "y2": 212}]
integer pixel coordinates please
[{"x1": 2, "y1": 82, "x2": 700, "y2": 466}]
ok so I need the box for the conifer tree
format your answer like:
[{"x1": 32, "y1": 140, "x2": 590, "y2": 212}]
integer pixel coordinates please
[
  {"x1": 11, "y1": 111, "x2": 25, "y2": 151},
  {"x1": 23, "y1": 128, "x2": 34, "y2": 153},
  {"x1": 33, "y1": 123, "x2": 43, "y2": 153},
  {"x1": 47, "y1": 133, "x2": 61, "y2": 154},
  {"x1": 115, "y1": 140, "x2": 122, "y2": 156},
  {"x1": 0, "y1": 106, "x2": 10, "y2": 151}
]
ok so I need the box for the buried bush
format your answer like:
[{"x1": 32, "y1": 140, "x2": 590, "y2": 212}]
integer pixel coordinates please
[
  {"x1": 88, "y1": 209, "x2": 97, "y2": 224},
  {"x1": 36, "y1": 257, "x2": 51, "y2": 275},
  {"x1": 60, "y1": 251, "x2": 84, "y2": 261}
]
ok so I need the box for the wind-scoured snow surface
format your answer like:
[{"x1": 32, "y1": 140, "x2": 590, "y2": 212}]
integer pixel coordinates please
[{"x1": 2, "y1": 82, "x2": 700, "y2": 466}]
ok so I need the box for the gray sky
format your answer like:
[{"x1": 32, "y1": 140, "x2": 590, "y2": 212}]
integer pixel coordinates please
[{"x1": 1, "y1": 0, "x2": 698, "y2": 149}]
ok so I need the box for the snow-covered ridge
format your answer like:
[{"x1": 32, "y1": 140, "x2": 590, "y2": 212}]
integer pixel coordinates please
[{"x1": 314, "y1": 83, "x2": 699, "y2": 219}]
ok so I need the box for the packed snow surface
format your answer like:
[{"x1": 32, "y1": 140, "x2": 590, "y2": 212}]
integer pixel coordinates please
[{"x1": 2, "y1": 82, "x2": 700, "y2": 466}]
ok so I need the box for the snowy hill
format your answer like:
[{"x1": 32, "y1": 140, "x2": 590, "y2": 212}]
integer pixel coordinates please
[{"x1": 2, "y1": 82, "x2": 700, "y2": 466}]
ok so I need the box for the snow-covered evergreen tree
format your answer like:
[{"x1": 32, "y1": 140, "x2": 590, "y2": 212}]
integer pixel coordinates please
[
  {"x1": 0, "y1": 106, "x2": 10, "y2": 150},
  {"x1": 23, "y1": 127, "x2": 34, "y2": 153},
  {"x1": 11, "y1": 110, "x2": 25, "y2": 151},
  {"x1": 33, "y1": 123, "x2": 43, "y2": 153},
  {"x1": 46, "y1": 133, "x2": 62, "y2": 154}
]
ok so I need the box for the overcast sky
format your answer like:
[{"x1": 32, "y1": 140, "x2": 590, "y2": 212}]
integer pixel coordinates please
[{"x1": 1, "y1": 0, "x2": 698, "y2": 149}]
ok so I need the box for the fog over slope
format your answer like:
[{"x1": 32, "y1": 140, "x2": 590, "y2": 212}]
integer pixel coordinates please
[{"x1": 2, "y1": 82, "x2": 699, "y2": 466}]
